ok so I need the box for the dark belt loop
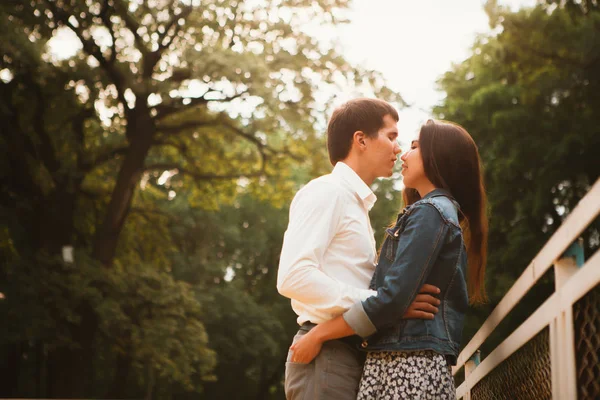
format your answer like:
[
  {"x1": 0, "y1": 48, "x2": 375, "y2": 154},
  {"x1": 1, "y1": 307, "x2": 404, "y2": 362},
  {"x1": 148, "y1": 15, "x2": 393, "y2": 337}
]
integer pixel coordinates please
[{"x1": 299, "y1": 322, "x2": 316, "y2": 332}]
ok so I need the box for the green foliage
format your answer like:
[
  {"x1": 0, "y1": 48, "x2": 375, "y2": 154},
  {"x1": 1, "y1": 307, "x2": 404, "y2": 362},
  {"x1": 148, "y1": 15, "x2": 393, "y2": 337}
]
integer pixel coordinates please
[
  {"x1": 436, "y1": 1, "x2": 600, "y2": 353},
  {"x1": 167, "y1": 191, "x2": 299, "y2": 399},
  {"x1": 370, "y1": 175, "x2": 404, "y2": 247},
  {"x1": 0, "y1": 0, "x2": 400, "y2": 397},
  {"x1": 7, "y1": 0, "x2": 596, "y2": 397}
]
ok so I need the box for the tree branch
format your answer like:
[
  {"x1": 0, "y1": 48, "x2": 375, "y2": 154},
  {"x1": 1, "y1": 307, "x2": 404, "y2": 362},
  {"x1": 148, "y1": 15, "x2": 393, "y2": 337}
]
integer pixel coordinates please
[
  {"x1": 112, "y1": 0, "x2": 150, "y2": 57},
  {"x1": 78, "y1": 186, "x2": 111, "y2": 199},
  {"x1": 130, "y1": 206, "x2": 183, "y2": 224},
  {"x1": 154, "y1": 90, "x2": 247, "y2": 121},
  {"x1": 25, "y1": 72, "x2": 60, "y2": 174},
  {"x1": 99, "y1": 0, "x2": 118, "y2": 64},
  {"x1": 0, "y1": 79, "x2": 45, "y2": 198},
  {"x1": 156, "y1": 119, "x2": 217, "y2": 135},
  {"x1": 154, "y1": 97, "x2": 208, "y2": 121},
  {"x1": 82, "y1": 144, "x2": 130, "y2": 171},
  {"x1": 147, "y1": 118, "x2": 270, "y2": 178},
  {"x1": 224, "y1": 2, "x2": 241, "y2": 49},
  {"x1": 151, "y1": 138, "x2": 207, "y2": 172},
  {"x1": 45, "y1": 1, "x2": 106, "y2": 67},
  {"x1": 166, "y1": 67, "x2": 193, "y2": 83},
  {"x1": 156, "y1": 112, "x2": 302, "y2": 163},
  {"x1": 221, "y1": 120, "x2": 266, "y2": 152},
  {"x1": 72, "y1": 107, "x2": 96, "y2": 171},
  {"x1": 44, "y1": 0, "x2": 130, "y2": 109},
  {"x1": 156, "y1": 4, "x2": 192, "y2": 55},
  {"x1": 143, "y1": 163, "x2": 266, "y2": 181},
  {"x1": 152, "y1": 141, "x2": 188, "y2": 159}
]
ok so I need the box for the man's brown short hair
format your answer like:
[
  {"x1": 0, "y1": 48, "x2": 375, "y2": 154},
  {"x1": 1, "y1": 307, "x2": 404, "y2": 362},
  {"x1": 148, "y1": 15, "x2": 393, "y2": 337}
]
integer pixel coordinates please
[{"x1": 326, "y1": 98, "x2": 399, "y2": 165}]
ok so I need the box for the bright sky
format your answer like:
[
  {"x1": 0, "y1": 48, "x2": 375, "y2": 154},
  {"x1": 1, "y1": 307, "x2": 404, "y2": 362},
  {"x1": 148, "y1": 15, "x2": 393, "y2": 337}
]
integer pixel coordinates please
[{"x1": 338, "y1": 0, "x2": 536, "y2": 147}]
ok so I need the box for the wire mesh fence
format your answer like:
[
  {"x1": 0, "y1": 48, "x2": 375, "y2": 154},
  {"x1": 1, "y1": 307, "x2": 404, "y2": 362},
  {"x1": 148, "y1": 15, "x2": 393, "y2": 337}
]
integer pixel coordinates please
[
  {"x1": 470, "y1": 328, "x2": 552, "y2": 400},
  {"x1": 574, "y1": 283, "x2": 600, "y2": 400},
  {"x1": 462, "y1": 282, "x2": 600, "y2": 400}
]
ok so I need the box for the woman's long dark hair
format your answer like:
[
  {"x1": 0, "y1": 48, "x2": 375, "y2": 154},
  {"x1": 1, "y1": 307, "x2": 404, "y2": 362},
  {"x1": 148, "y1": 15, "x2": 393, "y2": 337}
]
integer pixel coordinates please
[{"x1": 403, "y1": 120, "x2": 488, "y2": 304}]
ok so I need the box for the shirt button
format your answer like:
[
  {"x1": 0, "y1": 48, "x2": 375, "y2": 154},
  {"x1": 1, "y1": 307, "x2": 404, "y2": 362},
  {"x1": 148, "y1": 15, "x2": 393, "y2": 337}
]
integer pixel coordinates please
[{"x1": 361, "y1": 340, "x2": 368, "y2": 348}]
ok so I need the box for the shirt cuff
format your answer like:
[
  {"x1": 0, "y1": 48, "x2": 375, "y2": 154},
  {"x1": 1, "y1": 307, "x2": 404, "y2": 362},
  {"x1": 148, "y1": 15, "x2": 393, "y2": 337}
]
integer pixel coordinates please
[
  {"x1": 359, "y1": 289, "x2": 377, "y2": 302},
  {"x1": 343, "y1": 300, "x2": 377, "y2": 338}
]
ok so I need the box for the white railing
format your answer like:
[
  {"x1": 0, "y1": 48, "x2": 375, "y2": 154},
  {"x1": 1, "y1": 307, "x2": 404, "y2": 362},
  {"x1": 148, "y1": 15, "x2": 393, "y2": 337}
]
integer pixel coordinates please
[{"x1": 453, "y1": 178, "x2": 600, "y2": 400}]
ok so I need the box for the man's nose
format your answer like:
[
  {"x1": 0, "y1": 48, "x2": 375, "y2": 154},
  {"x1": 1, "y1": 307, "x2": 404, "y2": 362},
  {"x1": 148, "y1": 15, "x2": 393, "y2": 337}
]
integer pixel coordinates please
[{"x1": 394, "y1": 143, "x2": 402, "y2": 155}]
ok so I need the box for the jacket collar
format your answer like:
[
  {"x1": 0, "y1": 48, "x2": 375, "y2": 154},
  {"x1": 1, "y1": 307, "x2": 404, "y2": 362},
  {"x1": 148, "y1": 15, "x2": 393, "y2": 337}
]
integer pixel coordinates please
[{"x1": 422, "y1": 188, "x2": 454, "y2": 201}]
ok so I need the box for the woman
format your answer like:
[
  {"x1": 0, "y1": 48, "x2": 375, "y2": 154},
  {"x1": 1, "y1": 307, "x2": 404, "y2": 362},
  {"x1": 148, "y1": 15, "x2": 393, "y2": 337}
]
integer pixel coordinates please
[{"x1": 290, "y1": 120, "x2": 488, "y2": 399}]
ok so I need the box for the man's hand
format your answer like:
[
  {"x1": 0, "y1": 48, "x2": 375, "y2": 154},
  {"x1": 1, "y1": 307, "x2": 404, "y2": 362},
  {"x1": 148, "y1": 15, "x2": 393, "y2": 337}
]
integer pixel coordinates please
[
  {"x1": 403, "y1": 284, "x2": 441, "y2": 320},
  {"x1": 289, "y1": 330, "x2": 324, "y2": 364}
]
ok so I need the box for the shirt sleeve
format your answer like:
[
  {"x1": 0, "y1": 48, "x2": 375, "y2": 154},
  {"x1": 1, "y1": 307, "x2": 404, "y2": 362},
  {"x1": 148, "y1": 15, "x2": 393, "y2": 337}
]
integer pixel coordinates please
[
  {"x1": 343, "y1": 203, "x2": 449, "y2": 338},
  {"x1": 277, "y1": 181, "x2": 376, "y2": 316}
]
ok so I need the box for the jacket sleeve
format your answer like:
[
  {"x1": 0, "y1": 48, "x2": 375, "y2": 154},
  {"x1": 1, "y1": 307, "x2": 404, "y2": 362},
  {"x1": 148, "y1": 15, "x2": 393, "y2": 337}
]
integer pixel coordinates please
[
  {"x1": 343, "y1": 203, "x2": 448, "y2": 338},
  {"x1": 277, "y1": 182, "x2": 376, "y2": 315}
]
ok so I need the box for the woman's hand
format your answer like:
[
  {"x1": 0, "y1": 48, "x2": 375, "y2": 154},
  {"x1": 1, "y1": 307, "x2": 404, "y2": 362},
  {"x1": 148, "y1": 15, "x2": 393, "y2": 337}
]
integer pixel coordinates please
[{"x1": 289, "y1": 330, "x2": 324, "y2": 364}]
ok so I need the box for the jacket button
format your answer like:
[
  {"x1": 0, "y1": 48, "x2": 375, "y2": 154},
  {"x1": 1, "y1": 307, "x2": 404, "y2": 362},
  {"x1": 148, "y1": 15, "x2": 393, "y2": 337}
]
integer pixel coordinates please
[{"x1": 361, "y1": 340, "x2": 368, "y2": 348}]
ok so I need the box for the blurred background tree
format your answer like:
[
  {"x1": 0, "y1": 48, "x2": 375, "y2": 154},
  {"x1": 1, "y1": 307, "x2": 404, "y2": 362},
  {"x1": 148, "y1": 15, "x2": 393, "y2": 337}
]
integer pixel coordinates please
[
  {"x1": 436, "y1": 0, "x2": 600, "y2": 356},
  {"x1": 0, "y1": 0, "x2": 401, "y2": 397}
]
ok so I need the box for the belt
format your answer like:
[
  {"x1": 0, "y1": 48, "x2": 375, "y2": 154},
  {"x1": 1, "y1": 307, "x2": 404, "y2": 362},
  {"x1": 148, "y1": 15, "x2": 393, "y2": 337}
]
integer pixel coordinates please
[{"x1": 300, "y1": 322, "x2": 364, "y2": 349}]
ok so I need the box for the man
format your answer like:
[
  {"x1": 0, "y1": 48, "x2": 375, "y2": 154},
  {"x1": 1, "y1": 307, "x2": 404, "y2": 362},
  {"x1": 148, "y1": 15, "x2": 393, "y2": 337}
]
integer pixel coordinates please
[{"x1": 277, "y1": 98, "x2": 441, "y2": 399}]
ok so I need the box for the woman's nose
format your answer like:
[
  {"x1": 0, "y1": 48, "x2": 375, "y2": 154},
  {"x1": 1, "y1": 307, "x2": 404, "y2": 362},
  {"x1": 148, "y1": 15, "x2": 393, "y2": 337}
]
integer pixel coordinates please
[{"x1": 400, "y1": 152, "x2": 408, "y2": 161}]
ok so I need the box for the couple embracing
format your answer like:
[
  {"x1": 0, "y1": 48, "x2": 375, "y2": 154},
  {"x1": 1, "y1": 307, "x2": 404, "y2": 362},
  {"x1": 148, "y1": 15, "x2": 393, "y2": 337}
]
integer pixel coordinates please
[{"x1": 277, "y1": 98, "x2": 488, "y2": 399}]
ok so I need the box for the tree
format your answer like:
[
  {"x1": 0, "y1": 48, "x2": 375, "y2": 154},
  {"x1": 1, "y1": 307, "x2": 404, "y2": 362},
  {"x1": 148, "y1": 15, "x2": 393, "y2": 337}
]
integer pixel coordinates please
[
  {"x1": 0, "y1": 0, "x2": 402, "y2": 397},
  {"x1": 435, "y1": 0, "x2": 600, "y2": 353}
]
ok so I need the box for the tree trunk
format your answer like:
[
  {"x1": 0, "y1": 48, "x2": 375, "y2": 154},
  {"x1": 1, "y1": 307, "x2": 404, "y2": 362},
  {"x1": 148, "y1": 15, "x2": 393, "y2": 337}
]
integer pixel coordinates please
[
  {"x1": 38, "y1": 186, "x2": 79, "y2": 255},
  {"x1": 93, "y1": 110, "x2": 155, "y2": 265},
  {"x1": 40, "y1": 185, "x2": 96, "y2": 397},
  {"x1": 107, "y1": 349, "x2": 133, "y2": 398},
  {"x1": 47, "y1": 303, "x2": 98, "y2": 397},
  {"x1": 35, "y1": 341, "x2": 46, "y2": 398},
  {"x1": 145, "y1": 366, "x2": 155, "y2": 400},
  {"x1": 0, "y1": 342, "x2": 23, "y2": 396}
]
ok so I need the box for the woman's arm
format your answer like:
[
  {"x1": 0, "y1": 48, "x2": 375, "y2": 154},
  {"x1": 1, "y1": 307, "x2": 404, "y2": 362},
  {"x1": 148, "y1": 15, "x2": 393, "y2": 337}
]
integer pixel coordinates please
[
  {"x1": 289, "y1": 285, "x2": 441, "y2": 364},
  {"x1": 345, "y1": 203, "x2": 448, "y2": 338}
]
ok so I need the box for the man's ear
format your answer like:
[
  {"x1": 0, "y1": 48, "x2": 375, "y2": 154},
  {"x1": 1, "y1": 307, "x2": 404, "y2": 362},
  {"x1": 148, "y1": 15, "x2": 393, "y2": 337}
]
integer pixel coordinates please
[{"x1": 353, "y1": 131, "x2": 367, "y2": 150}]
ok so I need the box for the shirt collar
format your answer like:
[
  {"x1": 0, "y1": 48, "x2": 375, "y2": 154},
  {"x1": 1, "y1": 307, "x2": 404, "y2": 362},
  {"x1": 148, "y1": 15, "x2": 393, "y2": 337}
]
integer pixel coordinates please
[{"x1": 332, "y1": 162, "x2": 377, "y2": 210}]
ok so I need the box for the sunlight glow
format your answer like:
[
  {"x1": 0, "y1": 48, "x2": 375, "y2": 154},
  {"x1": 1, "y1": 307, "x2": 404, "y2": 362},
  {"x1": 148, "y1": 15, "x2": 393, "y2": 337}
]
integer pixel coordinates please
[
  {"x1": 338, "y1": 0, "x2": 537, "y2": 145},
  {"x1": 47, "y1": 27, "x2": 82, "y2": 60},
  {"x1": 0, "y1": 69, "x2": 13, "y2": 83}
]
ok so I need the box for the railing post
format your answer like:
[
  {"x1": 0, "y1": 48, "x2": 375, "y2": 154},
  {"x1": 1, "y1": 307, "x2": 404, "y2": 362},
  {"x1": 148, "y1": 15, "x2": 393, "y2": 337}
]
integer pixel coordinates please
[
  {"x1": 550, "y1": 240, "x2": 583, "y2": 400},
  {"x1": 463, "y1": 350, "x2": 480, "y2": 400}
]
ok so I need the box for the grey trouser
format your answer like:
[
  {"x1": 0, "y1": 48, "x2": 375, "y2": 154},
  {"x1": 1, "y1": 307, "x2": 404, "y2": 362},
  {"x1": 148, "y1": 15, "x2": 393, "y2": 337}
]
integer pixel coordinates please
[{"x1": 284, "y1": 325, "x2": 365, "y2": 400}]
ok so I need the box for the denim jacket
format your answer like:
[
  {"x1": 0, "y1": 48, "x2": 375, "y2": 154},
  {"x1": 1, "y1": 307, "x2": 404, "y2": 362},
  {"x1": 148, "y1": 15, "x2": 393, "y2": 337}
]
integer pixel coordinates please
[{"x1": 343, "y1": 189, "x2": 468, "y2": 365}]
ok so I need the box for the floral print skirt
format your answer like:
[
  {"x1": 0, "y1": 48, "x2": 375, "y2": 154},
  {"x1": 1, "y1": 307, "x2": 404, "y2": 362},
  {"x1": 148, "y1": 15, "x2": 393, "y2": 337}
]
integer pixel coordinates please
[{"x1": 357, "y1": 350, "x2": 456, "y2": 400}]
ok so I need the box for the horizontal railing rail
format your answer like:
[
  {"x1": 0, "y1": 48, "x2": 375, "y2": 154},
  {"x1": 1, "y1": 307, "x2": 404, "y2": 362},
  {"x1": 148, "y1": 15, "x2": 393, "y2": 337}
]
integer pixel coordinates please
[{"x1": 453, "y1": 178, "x2": 600, "y2": 400}]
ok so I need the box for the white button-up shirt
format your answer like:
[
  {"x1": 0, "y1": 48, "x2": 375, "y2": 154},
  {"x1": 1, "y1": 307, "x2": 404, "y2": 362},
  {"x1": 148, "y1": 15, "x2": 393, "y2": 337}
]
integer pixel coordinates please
[{"x1": 277, "y1": 162, "x2": 378, "y2": 325}]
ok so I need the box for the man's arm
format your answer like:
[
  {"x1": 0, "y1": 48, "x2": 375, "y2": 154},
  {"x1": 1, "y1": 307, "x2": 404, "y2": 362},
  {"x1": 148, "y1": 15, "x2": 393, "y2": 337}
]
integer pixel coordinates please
[
  {"x1": 277, "y1": 182, "x2": 376, "y2": 314},
  {"x1": 289, "y1": 284, "x2": 441, "y2": 364}
]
